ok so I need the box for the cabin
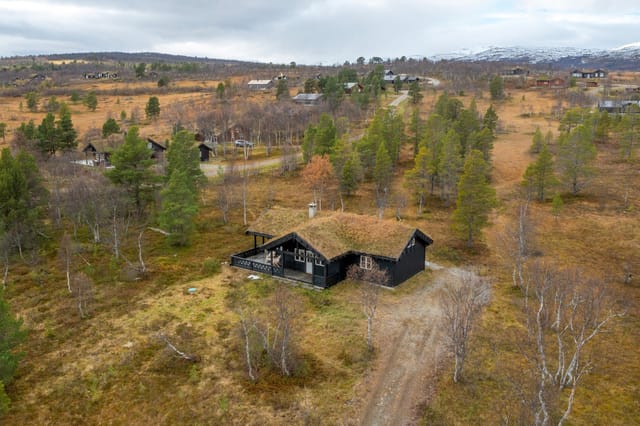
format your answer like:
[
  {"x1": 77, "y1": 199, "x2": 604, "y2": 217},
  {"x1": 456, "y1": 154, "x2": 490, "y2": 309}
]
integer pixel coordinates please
[
  {"x1": 292, "y1": 93, "x2": 324, "y2": 106},
  {"x1": 82, "y1": 141, "x2": 117, "y2": 166},
  {"x1": 81, "y1": 136, "x2": 166, "y2": 166},
  {"x1": 344, "y1": 82, "x2": 364, "y2": 94},
  {"x1": 248, "y1": 79, "x2": 274, "y2": 90},
  {"x1": 536, "y1": 78, "x2": 550, "y2": 87},
  {"x1": 230, "y1": 206, "x2": 433, "y2": 289},
  {"x1": 571, "y1": 69, "x2": 607, "y2": 79},
  {"x1": 503, "y1": 67, "x2": 529, "y2": 76},
  {"x1": 598, "y1": 100, "x2": 640, "y2": 114},
  {"x1": 550, "y1": 78, "x2": 566, "y2": 89},
  {"x1": 146, "y1": 138, "x2": 166, "y2": 160}
]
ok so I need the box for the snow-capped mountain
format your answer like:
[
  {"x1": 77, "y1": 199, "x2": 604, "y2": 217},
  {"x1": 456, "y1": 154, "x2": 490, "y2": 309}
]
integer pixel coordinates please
[{"x1": 432, "y1": 44, "x2": 640, "y2": 70}]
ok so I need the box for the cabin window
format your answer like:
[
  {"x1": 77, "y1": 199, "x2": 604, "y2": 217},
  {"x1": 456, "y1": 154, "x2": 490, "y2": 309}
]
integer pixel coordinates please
[
  {"x1": 315, "y1": 257, "x2": 323, "y2": 266},
  {"x1": 294, "y1": 248, "x2": 305, "y2": 262},
  {"x1": 359, "y1": 255, "x2": 373, "y2": 270}
]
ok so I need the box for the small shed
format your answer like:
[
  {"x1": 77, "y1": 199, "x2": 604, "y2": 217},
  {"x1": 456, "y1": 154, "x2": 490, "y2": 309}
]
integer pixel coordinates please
[{"x1": 198, "y1": 142, "x2": 215, "y2": 161}]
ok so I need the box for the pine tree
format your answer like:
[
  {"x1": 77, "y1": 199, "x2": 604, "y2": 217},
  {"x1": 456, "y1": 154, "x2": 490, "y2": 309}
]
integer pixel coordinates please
[
  {"x1": 0, "y1": 149, "x2": 48, "y2": 256},
  {"x1": 105, "y1": 126, "x2": 157, "y2": 212},
  {"x1": 453, "y1": 150, "x2": 496, "y2": 247},
  {"x1": 404, "y1": 146, "x2": 431, "y2": 214},
  {"x1": 159, "y1": 170, "x2": 198, "y2": 246},
  {"x1": 275, "y1": 79, "x2": 290, "y2": 101},
  {"x1": 166, "y1": 130, "x2": 206, "y2": 192},
  {"x1": 36, "y1": 113, "x2": 57, "y2": 155},
  {"x1": 557, "y1": 123, "x2": 597, "y2": 195},
  {"x1": 55, "y1": 110, "x2": 77, "y2": 152},
  {"x1": 145, "y1": 96, "x2": 160, "y2": 120},
  {"x1": 84, "y1": 91, "x2": 98, "y2": 111},
  {"x1": 522, "y1": 142, "x2": 556, "y2": 201},
  {"x1": 483, "y1": 105, "x2": 498, "y2": 135},
  {"x1": 0, "y1": 290, "x2": 27, "y2": 386},
  {"x1": 373, "y1": 143, "x2": 393, "y2": 217},
  {"x1": 339, "y1": 150, "x2": 363, "y2": 197},
  {"x1": 530, "y1": 127, "x2": 544, "y2": 154},
  {"x1": 408, "y1": 80, "x2": 423, "y2": 104},
  {"x1": 439, "y1": 129, "x2": 463, "y2": 205},
  {"x1": 489, "y1": 75, "x2": 504, "y2": 100},
  {"x1": 409, "y1": 107, "x2": 423, "y2": 157},
  {"x1": 102, "y1": 118, "x2": 121, "y2": 138}
]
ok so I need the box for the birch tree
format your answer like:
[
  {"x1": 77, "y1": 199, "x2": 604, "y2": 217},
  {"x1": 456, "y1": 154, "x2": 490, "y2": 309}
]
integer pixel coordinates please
[
  {"x1": 440, "y1": 269, "x2": 491, "y2": 383},
  {"x1": 522, "y1": 262, "x2": 623, "y2": 425},
  {"x1": 347, "y1": 263, "x2": 388, "y2": 351}
]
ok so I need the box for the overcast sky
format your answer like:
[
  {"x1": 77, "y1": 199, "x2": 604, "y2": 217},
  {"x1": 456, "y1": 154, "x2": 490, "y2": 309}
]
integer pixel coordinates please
[{"x1": 0, "y1": 0, "x2": 638, "y2": 64}]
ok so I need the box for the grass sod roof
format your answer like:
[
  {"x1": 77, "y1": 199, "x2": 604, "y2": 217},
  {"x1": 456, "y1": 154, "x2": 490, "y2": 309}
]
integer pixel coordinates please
[{"x1": 249, "y1": 208, "x2": 432, "y2": 261}]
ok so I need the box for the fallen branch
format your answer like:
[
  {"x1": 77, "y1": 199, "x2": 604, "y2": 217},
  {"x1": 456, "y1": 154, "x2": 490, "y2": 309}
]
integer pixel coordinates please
[{"x1": 157, "y1": 334, "x2": 199, "y2": 362}]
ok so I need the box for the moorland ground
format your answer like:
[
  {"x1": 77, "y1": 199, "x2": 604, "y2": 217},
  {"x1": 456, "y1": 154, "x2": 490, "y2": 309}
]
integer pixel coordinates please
[{"x1": 0, "y1": 64, "x2": 638, "y2": 425}]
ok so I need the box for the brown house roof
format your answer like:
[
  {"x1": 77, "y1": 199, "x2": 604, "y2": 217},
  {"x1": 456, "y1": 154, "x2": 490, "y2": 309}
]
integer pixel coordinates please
[{"x1": 248, "y1": 208, "x2": 432, "y2": 260}]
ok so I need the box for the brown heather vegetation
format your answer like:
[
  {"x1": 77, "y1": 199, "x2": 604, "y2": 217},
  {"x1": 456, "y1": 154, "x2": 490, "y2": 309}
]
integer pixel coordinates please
[{"x1": 0, "y1": 59, "x2": 638, "y2": 425}]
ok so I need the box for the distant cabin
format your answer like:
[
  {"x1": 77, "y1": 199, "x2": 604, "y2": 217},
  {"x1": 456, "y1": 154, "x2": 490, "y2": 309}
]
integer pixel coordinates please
[
  {"x1": 248, "y1": 80, "x2": 274, "y2": 90},
  {"x1": 231, "y1": 207, "x2": 433, "y2": 289},
  {"x1": 598, "y1": 100, "x2": 640, "y2": 114},
  {"x1": 571, "y1": 69, "x2": 607, "y2": 79},
  {"x1": 146, "y1": 138, "x2": 166, "y2": 160},
  {"x1": 292, "y1": 93, "x2": 324, "y2": 106}
]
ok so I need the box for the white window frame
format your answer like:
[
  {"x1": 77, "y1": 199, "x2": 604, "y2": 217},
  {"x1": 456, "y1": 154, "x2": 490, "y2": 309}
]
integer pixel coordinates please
[
  {"x1": 294, "y1": 248, "x2": 305, "y2": 262},
  {"x1": 407, "y1": 237, "x2": 416, "y2": 249},
  {"x1": 359, "y1": 255, "x2": 373, "y2": 270},
  {"x1": 315, "y1": 256, "x2": 323, "y2": 266}
]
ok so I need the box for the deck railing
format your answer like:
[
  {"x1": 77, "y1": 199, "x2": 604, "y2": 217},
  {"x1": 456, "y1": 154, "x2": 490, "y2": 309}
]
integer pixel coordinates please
[{"x1": 230, "y1": 250, "x2": 284, "y2": 277}]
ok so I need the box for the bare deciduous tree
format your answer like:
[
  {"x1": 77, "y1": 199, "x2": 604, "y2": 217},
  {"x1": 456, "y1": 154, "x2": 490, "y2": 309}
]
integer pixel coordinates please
[
  {"x1": 499, "y1": 200, "x2": 535, "y2": 295},
  {"x1": 237, "y1": 308, "x2": 259, "y2": 382},
  {"x1": 440, "y1": 269, "x2": 491, "y2": 383},
  {"x1": 245, "y1": 285, "x2": 302, "y2": 380},
  {"x1": 58, "y1": 233, "x2": 73, "y2": 293},
  {"x1": 522, "y1": 262, "x2": 623, "y2": 425},
  {"x1": 347, "y1": 262, "x2": 388, "y2": 351},
  {"x1": 72, "y1": 271, "x2": 94, "y2": 318}
]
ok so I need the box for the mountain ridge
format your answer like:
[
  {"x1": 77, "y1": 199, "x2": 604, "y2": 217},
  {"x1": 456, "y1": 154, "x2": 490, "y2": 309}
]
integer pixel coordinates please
[{"x1": 432, "y1": 44, "x2": 640, "y2": 70}]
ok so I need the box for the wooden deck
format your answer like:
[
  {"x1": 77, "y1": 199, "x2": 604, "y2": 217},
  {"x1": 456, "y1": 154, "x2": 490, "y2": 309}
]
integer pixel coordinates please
[{"x1": 231, "y1": 251, "x2": 313, "y2": 285}]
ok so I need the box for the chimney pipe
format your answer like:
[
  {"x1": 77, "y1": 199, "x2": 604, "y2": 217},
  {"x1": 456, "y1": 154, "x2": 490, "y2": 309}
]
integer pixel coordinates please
[{"x1": 308, "y1": 202, "x2": 317, "y2": 219}]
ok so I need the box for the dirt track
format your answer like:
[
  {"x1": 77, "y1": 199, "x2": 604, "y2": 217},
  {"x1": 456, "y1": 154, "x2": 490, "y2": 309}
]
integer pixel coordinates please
[{"x1": 357, "y1": 267, "x2": 466, "y2": 426}]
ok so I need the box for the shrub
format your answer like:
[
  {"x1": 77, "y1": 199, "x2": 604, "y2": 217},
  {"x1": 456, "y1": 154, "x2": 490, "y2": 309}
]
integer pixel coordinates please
[{"x1": 202, "y1": 258, "x2": 221, "y2": 275}]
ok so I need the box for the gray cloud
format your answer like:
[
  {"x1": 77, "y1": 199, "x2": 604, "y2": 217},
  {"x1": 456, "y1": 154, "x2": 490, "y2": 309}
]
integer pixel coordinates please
[{"x1": 0, "y1": 0, "x2": 637, "y2": 63}]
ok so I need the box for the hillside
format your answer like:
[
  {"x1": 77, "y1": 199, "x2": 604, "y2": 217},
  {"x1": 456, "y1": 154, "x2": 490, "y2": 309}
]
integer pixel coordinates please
[{"x1": 0, "y1": 57, "x2": 638, "y2": 425}]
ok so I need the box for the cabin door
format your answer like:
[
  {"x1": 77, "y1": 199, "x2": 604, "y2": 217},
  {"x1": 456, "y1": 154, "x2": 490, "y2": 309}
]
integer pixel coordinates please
[{"x1": 305, "y1": 251, "x2": 313, "y2": 274}]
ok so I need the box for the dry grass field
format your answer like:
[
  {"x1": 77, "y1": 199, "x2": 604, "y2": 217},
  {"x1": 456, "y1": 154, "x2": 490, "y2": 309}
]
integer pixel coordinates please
[{"x1": 0, "y1": 67, "x2": 639, "y2": 425}]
